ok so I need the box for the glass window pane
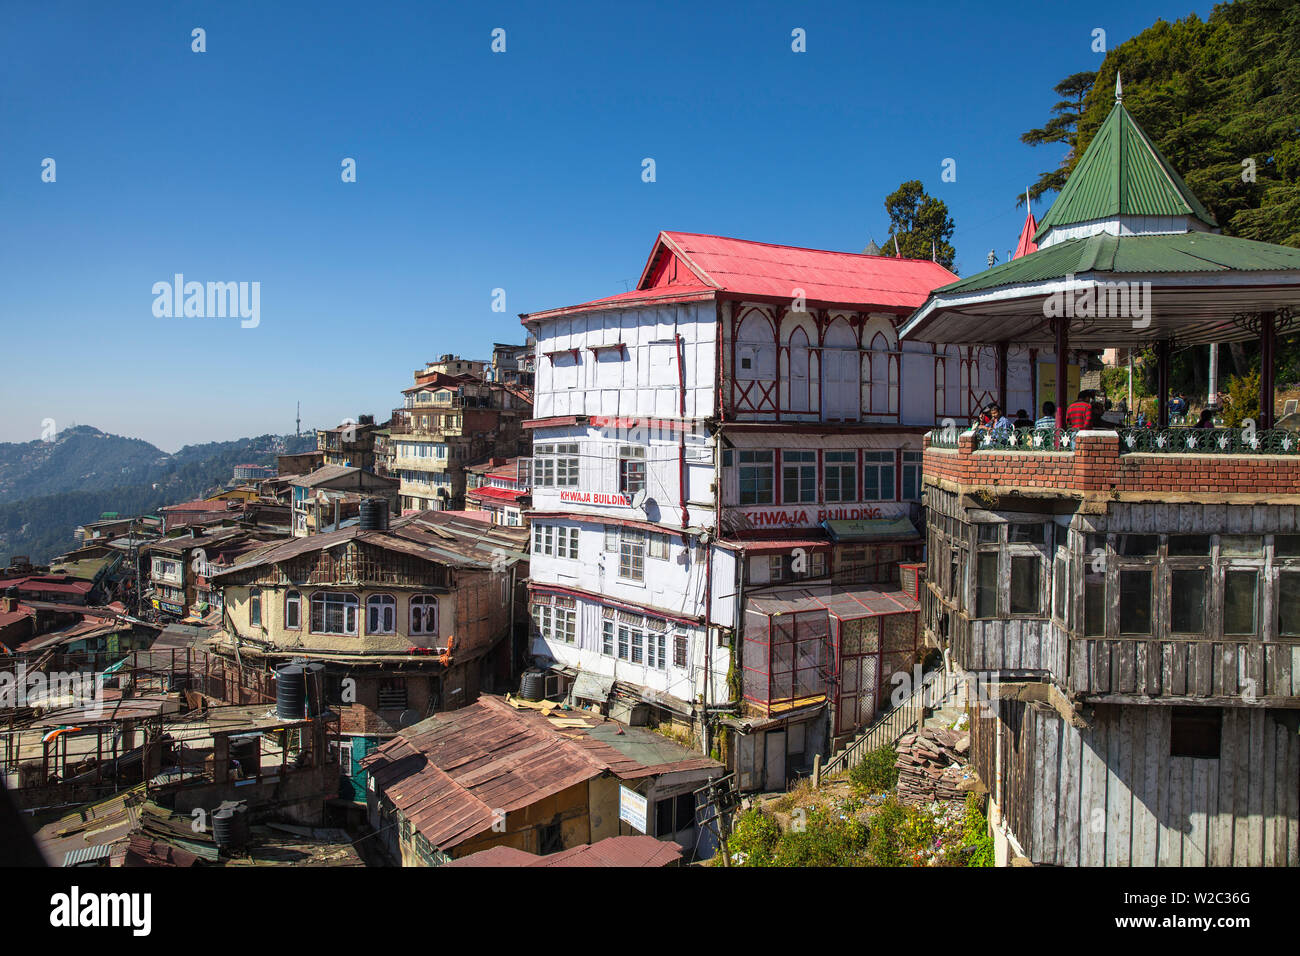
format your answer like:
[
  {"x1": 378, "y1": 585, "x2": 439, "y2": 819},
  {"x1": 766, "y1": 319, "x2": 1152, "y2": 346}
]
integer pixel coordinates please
[
  {"x1": 1279, "y1": 572, "x2": 1300, "y2": 637},
  {"x1": 1171, "y1": 570, "x2": 1206, "y2": 633},
  {"x1": 1119, "y1": 569, "x2": 1151, "y2": 634},
  {"x1": 1168, "y1": 535, "x2": 1210, "y2": 556},
  {"x1": 1274, "y1": 535, "x2": 1300, "y2": 557},
  {"x1": 1223, "y1": 570, "x2": 1258, "y2": 635},
  {"x1": 1116, "y1": 534, "x2": 1159, "y2": 556},
  {"x1": 975, "y1": 553, "x2": 998, "y2": 618},
  {"x1": 1009, "y1": 524, "x2": 1044, "y2": 544},
  {"x1": 1084, "y1": 579, "x2": 1105, "y2": 636},
  {"x1": 977, "y1": 524, "x2": 999, "y2": 543},
  {"x1": 1010, "y1": 557, "x2": 1040, "y2": 614},
  {"x1": 1221, "y1": 535, "x2": 1262, "y2": 556},
  {"x1": 1053, "y1": 556, "x2": 1066, "y2": 621}
]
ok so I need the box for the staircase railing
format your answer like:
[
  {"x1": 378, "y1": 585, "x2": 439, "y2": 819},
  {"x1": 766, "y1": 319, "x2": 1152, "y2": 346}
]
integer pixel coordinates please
[{"x1": 820, "y1": 669, "x2": 961, "y2": 781}]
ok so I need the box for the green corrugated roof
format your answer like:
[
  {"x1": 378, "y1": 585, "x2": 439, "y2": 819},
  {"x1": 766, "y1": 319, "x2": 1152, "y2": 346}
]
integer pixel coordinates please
[
  {"x1": 1033, "y1": 103, "x2": 1217, "y2": 241},
  {"x1": 933, "y1": 232, "x2": 1300, "y2": 296}
]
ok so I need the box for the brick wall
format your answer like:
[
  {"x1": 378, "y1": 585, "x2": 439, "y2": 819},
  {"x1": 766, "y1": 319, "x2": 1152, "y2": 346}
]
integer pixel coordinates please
[{"x1": 923, "y1": 431, "x2": 1300, "y2": 495}]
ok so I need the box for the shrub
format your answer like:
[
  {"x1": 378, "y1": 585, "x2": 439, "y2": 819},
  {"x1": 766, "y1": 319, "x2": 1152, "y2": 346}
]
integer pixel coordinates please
[
  {"x1": 960, "y1": 793, "x2": 995, "y2": 867},
  {"x1": 1222, "y1": 368, "x2": 1261, "y2": 427},
  {"x1": 727, "y1": 808, "x2": 779, "y2": 866},
  {"x1": 848, "y1": 745, "x2": 899, "y2": 794},
  {"x1": 770, "y1": 806, "x2": 870, "y2": 867}
]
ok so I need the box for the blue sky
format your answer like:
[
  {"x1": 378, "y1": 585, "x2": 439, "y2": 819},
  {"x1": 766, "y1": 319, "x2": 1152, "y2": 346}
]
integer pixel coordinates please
[{"x1": 0, "y1": 0, "x2": 1214, "y2": 451}]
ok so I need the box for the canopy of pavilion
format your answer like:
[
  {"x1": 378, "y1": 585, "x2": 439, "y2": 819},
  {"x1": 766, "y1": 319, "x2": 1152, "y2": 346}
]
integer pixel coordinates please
[
  {"x1": 900, "y1": 230, "x2": 1300, "y2": 349},
  {"x1": 901, "y1": 78, "x2": 1300, "y2": 429}
]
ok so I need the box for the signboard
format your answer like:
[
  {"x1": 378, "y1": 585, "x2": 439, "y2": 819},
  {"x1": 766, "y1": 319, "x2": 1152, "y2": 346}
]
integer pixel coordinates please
[
  {"x1": 734, "y1": 502, "x2": 905, "y2": 530},
  {"x1": 619, "y1": 785, "x2": 648, "y2": 833},
  {"x1": 1037, "y1": 361, "x2": 1080, "y2": 412},
  {"x1": 558, "y1": 490, "x2": 631, "y2": 507}
]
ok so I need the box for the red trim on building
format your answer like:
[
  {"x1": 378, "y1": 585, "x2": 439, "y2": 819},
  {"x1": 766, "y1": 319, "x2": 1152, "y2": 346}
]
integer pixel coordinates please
[{"x1": 523, "y1": 511, "x2": 685, "y2": 537}]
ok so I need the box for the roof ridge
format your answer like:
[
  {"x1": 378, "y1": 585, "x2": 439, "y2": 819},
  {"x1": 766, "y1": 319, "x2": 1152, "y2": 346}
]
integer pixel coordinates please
[{"x1": 662, "y1": 229, "x2": 942, "y2": 263}]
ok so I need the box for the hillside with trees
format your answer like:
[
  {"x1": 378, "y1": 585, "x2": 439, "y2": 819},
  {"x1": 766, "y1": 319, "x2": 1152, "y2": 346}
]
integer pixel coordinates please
[{"x1": 0, "y1": 427, "x2": 314, "y2": 563}]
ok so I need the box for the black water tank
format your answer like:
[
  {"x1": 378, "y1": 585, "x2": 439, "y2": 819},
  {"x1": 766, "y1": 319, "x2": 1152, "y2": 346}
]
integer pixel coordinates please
[
  {"x1": 359, "y1": 497, "x2": 389, "y2": 531},
  {"x1": 275, "y1": 662, "x2": 306, "y2": 719},
  {"x1": 212, "y1": 800, "x2": 250, "y2": 850},
  {"x1": 519, "y1": 669, "x2": 545, "y2": 701}
]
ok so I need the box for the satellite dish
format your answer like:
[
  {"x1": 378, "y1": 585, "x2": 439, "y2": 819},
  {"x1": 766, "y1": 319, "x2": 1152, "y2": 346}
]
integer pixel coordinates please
[
  {"x1": 398, "y1": 709, "x2": 421, "y2": 728},
  {"x1": 631, "y1": 489, "x2": 648, "y2": 511}
]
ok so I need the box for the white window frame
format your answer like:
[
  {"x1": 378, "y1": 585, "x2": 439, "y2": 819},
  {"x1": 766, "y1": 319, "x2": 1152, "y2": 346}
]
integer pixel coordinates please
[{"x1": 410, "y1": 594, "x2": 439, "y2": 637}]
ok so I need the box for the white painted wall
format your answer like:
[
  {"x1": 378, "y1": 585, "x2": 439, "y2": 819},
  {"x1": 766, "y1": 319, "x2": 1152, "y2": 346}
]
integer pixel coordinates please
[{"x1": 531, "y1": 302, "x2": 717, "y2": 421}]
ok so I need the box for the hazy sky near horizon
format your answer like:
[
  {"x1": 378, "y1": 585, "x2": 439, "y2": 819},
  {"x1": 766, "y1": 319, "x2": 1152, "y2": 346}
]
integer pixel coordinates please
[{"x1": 0, "y1": 0, "x2": 1214, "y2": 452}]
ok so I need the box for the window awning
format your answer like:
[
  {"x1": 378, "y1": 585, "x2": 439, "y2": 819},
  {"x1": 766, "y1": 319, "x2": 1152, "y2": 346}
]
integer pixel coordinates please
[{"x1": 821, "y1": 517, "x2": 920, "y2": 542}]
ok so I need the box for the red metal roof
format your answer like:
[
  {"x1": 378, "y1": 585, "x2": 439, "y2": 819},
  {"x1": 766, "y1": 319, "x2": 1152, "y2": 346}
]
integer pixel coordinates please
[
  {"x1": 466, "y1": 485, "x2": 525, "y2": 504},
  {"x1": 445, "y1": 834, "x2": 682, "y2": 868},
  {"x1": 0, "y1": 575, "x2": 93, "y2": 596},
  {"x1": 522, "y1": 231, "x2": 957, "y2": 322},
  {"x1": 1014, "y1": 208, "x2": 1039, "y2": 259},
  {"x1": 361, "y1": 696, "x2": 718, "y2": 853}
]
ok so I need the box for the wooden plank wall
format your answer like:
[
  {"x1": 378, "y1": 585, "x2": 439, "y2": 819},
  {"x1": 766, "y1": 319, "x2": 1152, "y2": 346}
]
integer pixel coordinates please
[
  {"x1": 1070, "y1": 638, "x2": 1300, "y2": 699},
  {"x1": 1005, "y1": 702, "x2": 1299, "y2": 866}
]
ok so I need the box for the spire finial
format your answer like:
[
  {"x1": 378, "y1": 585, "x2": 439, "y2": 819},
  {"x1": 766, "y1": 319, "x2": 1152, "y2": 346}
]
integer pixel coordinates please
[{"x1": 1115, "y1": 71, "x2": 1123, "y2": 104}]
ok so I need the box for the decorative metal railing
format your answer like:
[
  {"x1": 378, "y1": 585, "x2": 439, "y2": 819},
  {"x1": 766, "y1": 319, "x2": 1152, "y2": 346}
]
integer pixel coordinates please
[
  {"x1": 926, "y1": 427, "x2": 966, "y2": 449},
  {"x1": 975, "y1": 427, "x2": 1077, "y2": 452},
  {"x1": 1118, "y1": 427, "x2": 1300, "y2": 455}
]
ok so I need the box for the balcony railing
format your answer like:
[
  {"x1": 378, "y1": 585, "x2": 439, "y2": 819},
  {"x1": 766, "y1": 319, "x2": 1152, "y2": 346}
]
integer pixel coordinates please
[
  {"x1": 1118, "y1": 426, "x2": 1300, "y2": 456},
  {"x1": 974, "y1": 427, "x2": 1077, "y2": 452},
  {"x1": 928, "y1": 426, "x2": 1077, "y2": 452}
]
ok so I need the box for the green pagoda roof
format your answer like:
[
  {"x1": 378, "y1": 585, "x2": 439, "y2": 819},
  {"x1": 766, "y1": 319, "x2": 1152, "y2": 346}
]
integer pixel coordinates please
[
  {"x1": 1033, "y1": 100, "x2": 1218, "y2": 241},
  {"x1": 932, "y1": 231, "x2": 1300, "y2": 297}
]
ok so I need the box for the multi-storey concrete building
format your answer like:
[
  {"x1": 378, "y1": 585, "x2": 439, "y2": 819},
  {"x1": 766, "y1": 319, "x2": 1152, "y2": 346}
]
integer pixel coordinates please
[
  {"x1": 389, "y1": 369, "x2": 531, "y2": 513},
  {"x1": 904, "y1": 85, "x2": 1300, "y2": 866},
  {"x1": 521, "y1": 231, "x2": 1075, "y2": 786}
]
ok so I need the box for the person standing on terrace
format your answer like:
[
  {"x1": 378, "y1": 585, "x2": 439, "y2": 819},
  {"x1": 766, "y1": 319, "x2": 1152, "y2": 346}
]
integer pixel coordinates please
[
  {"x1": 1035, "y1": 401, "x2": 1056, "y2": 429},
  {"x1": 1064, "y1": 390, "x2": 1094, "y2": 430}
]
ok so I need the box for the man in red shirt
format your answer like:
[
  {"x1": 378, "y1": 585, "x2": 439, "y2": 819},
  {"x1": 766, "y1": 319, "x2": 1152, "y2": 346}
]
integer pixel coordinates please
[{"x1": 1064, "y1": 390, "x2": 1094, "y2": 430}]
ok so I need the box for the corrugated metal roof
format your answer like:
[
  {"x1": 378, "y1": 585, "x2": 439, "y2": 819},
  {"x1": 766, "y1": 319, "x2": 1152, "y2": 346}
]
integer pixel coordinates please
[
  {"x1": 361, "y1": 696, "x2": 720, "y2": 852},
  {"x1": 1034, "y1": 102, "x2": 1217, "y2": 240},
  {"x1": 657, "y1": 232, "x2": 956, "y2": 310},
  {"x1": 443, "y1": 835, "x2": 682, "y2": 867},
  {"x1": 211, "y1": 511, "x2": 528, "y2": 577},
  {"x1": 747, "y1": 583, "x2": 919, "y2": 618},
  {"x1": 933, "y1": 231, "x2": 1300, "y2": 297},
  {"x1": 63, "y1": 843, "x2": 115, "y2": 866},
  {"x1": 522, "y1": 231, "x2": 957, "y2": 322},
  {"x1": 535, "y1": 834, "x2": 683, "y2": 867}
]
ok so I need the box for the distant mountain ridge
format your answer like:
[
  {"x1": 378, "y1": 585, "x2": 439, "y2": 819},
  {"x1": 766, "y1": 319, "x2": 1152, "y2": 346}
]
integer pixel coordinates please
[{"x1": 0, "y1": 425, "x2": 314, "y2": 564}]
